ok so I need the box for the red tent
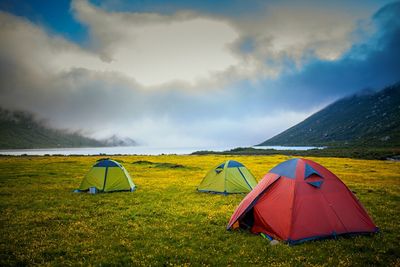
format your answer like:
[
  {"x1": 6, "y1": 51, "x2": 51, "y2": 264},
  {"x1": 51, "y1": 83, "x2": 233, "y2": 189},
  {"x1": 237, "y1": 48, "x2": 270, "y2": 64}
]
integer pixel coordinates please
[{"x1": 227, "y1": 158, "x2": 378, "y2": 244}]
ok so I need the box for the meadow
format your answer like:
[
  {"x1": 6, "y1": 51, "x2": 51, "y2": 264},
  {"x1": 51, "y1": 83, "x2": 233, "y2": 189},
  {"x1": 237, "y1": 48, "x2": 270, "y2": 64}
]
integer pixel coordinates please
[{"x1": 0, "y1": 155, "x2": 399, "y2": 266}]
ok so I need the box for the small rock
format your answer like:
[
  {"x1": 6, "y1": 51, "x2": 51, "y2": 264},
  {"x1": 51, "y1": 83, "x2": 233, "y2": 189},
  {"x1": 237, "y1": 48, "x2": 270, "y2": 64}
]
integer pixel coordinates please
[{"x1": 270, "y1": 240, "x2": 280, "y2": 246}]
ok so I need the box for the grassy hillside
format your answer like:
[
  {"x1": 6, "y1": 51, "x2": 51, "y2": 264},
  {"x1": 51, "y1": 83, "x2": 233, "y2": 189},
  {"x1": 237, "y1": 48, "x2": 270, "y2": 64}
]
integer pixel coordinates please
[
  {"x1": 0, "y1": 155, "x2": 399, "y2": 266},
  {"x1": 259, "y1": 83, "x2": 400, "y2": 147},
  {"x1": 0, "y1": 108, "x2": 105, "y2": 149}
]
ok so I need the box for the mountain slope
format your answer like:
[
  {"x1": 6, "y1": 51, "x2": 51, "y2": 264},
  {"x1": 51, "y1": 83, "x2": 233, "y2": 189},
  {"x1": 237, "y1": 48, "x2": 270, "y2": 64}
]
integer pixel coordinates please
[
  {"x1": 258, "y1": 83, "x2": 400, "y2": 147},
  {"x1": 0, "y1": 108, "x2": 106, "y2": 149}
]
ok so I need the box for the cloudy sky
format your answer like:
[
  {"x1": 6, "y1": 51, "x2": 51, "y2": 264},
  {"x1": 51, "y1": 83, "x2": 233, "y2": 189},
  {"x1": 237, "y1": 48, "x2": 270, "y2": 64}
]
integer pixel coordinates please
[{"x1": 0, "y1": 0, "x2": 399, "y2": 147}]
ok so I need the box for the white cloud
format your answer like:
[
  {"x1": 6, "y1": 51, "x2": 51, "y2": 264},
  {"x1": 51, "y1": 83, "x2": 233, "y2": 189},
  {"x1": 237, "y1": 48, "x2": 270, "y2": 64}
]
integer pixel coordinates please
[
  {"x1": 69, "y1": 0, "x2": 371, "y2": 87},
  {"x1": 71, "y1": 0, "x2": 240, "y2": 87}
]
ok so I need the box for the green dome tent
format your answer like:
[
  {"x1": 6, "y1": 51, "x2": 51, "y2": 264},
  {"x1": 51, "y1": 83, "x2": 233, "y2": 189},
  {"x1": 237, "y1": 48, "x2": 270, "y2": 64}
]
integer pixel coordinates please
[
  {"x1": 198, "y1": 160, "x2": 257, "y2": 194},
  {"x1": 77, "y1": 159, "x2": 135, "y2": 193}
]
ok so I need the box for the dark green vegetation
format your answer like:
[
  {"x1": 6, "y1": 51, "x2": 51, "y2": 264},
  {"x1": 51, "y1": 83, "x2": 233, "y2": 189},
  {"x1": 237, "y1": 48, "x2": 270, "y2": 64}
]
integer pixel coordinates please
[
  {"x1": 194, "y1": 147, "x2": 400, "y2": 160},
  {"x1": 0, "y1": 108, "x2": 104, "y2": 149},
  {"x1": 259, "y1": 82, "x2": 400, "y2": 147},
  {"x1": 0, "y1": 155, "x2": 399, "y2": 266},
  {"x1": 132, "y1": 160, "x2": 197, "y2": 169}
]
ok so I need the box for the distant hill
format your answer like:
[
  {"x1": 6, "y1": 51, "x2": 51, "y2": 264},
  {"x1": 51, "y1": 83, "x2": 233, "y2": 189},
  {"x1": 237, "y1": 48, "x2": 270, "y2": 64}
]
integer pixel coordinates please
[
  {"x1": 0, "y1": 108, "x2": 136, "y2": 149},
  {"x1": 258, "y1": 83, "x2": 400, "y2": 147}
]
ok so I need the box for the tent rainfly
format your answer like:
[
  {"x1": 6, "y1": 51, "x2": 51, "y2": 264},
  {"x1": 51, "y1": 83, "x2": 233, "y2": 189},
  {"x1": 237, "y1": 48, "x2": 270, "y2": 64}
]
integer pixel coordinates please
[
  {"x1": 227, "y1": 158, "x2": 378, "y2": 244},
  {"x1": 77, "y1": 159, "x2": 135, "y2": 193},
  {"x1": 198, "y1": 160, "x2": 258, "y2": 194}
]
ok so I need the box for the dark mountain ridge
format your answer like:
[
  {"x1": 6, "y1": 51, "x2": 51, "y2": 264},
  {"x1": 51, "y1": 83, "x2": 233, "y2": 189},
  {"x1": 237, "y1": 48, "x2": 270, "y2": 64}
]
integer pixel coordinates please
[
  {"x1": 258, "y1": 82, "x2": 400, "y2": 147},
  {"x1": 0, "y1": 108, "x2": 136, "y2": 149}
]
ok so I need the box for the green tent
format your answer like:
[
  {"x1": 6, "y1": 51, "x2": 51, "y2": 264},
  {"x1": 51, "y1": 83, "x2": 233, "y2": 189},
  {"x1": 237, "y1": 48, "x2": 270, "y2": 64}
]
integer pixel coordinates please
[
  {"x1": 197, "y1": 160, "x2": 257, "y2": 194},
  {"x1": 78, "y1": 159, "x2": 135, "y2": 193}
]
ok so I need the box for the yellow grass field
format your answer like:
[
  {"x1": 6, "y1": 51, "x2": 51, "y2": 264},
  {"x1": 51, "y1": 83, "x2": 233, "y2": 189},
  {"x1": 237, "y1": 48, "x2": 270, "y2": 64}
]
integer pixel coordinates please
[{"x1": 0, "y1": 155, "x2": 399, "y2": 266}]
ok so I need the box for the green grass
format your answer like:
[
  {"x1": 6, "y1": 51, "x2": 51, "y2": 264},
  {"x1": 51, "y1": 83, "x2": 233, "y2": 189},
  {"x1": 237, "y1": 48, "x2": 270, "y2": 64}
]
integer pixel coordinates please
[{"x1": 0, "y1": 155, "x2": 399, "y2": 266}]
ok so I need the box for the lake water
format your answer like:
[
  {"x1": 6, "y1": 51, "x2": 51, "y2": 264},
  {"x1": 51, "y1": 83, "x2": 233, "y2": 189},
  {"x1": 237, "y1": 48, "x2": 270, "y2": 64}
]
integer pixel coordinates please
[{"x1": 0, "y1": 145, "x2": 324, "y2": 156}]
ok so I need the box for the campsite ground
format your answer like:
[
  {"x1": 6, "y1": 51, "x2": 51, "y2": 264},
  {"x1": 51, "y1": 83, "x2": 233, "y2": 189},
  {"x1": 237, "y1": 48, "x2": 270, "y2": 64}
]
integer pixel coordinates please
[{"x1": 0, "y1": 155, "x2": 399, "y2": 266}]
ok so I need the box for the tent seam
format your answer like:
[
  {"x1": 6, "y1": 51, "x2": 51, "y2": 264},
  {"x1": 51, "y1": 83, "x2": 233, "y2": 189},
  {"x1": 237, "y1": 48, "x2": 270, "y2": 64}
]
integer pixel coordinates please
[
  {"x1": 102, "y1": 166, "x2": 109, "y2": 192},
  {"x1": 224, "y1": 160, "x2": 228, "y2": 192},
  {"x1": 238, "y1": 167, "x2": 253, "y2": 190},
  {"x1": 287, "y1": 159, "x2": 300, "y2": 239}
]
